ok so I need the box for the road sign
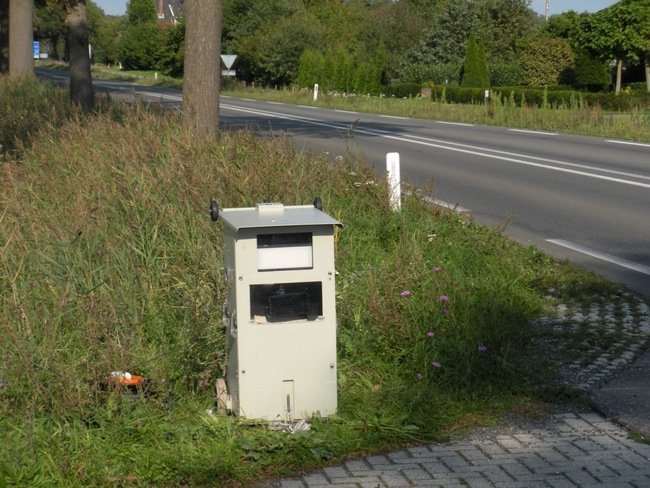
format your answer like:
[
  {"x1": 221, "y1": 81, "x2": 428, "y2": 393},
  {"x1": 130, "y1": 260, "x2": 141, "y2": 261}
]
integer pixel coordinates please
[
  {"x1": 220, "y1": 54, "x2": 238, "y2": 70},
  {"x1": 33, "y1": 41, "x2": 40, "y2": 60}
]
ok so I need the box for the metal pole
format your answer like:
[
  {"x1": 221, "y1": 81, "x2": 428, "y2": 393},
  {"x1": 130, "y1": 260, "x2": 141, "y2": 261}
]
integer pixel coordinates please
[{"x1": 545, "y1": 0, "x2": 549, "y2": 21}]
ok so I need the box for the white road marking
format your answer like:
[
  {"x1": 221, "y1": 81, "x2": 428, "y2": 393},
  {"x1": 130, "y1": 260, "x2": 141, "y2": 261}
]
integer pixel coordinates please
[
  {"x1": 606, "y1": 140, "x2": 650, "y2": 148},
  {"x1": 436, "y1": 121, "x2": 474, "y2": 127},
  {"x1": 379, "y1": 115, "x2": 410, "y2": 120},
  {"x1": 546, "y1": 239, "x2": 650, "y2": 275},
  {"x1": 335, "y1": 109, "x2": 358, "y2": 114},
  {"x1": 509, "y1": 129, "x2": 558, "y2": 136},
  {"x1": 267, "y1": 102, "x2": 285, "y2": 105},
  {"x1": 221, "y1": 103, "x2": 650, "y2": 189},
  {"x1": 298, "y1": 105, "x2": 318, "y2": 109}
]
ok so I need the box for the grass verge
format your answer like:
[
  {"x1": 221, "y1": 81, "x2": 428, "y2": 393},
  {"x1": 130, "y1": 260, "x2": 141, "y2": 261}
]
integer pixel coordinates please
[{"x1": 0, "y1": 78, "x2": 621, "y2": 486}]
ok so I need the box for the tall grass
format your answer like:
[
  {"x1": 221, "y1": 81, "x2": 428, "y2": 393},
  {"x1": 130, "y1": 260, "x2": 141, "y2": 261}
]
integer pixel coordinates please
[
  {"x1": 0, "y1": 76, "x2": 71, "y2": 155},
  {"x1": 0, "y1": 78, "x2": 614, "y2": 486},
  {"x1": 224, "y1": 85, "x2": 650, "y2": 142}
]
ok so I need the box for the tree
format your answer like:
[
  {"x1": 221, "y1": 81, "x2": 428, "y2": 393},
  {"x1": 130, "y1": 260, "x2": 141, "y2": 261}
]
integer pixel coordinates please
[
  {"x1": 119, "y1": 0, "x2": 160, "y2": 70},
  {"x1": 182, "y1": 0, "x2": 222, "y2": 141},
  {"x1": 8, "y1": 0, "x2": 33, "y2": 76},
  {"x1": 576, "y1": 0, "x2": 650, "y2": 94},
  {"x1": 296, "y1": 48, "x2": 324, "y2": 89},
  {"x1": 87, "y1": 1, "x2": 122, "y2": 65},
  {"x1": 34, "y1": 0, "x2": 67, "y2": 60},
  {"x1": 67, "y1": 0, "x2": 94, "y2": 112},
  {"x1": 520, "y1": 36, "x2": 575, "y2": 86},
  {"x1": 237, "y1": 10, "x2": 324, "y2": 87},
  {"x1": 461, "y1": 34, "x2": 490, "y2": 88},
  {"x1": 573, "y1": 49, "x2": 609, "y2": 91}
]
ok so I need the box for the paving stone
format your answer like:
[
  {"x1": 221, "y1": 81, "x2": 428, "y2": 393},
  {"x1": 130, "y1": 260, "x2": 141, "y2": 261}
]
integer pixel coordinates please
[
  {"x1": 258, "y1": 412, "x2": 650, "y2": 488},
  {"x1": 323, "y1": 467, "x2": 349, "y2": 479}
]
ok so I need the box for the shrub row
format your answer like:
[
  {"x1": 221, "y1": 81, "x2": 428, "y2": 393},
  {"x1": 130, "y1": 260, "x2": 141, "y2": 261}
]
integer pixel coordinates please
[
  {"x1": 430, "y1": 85, "x2": 650, "y2": 111},
  {"x1": 383, "y1": 82, "x2": 422, "y2": 98}
]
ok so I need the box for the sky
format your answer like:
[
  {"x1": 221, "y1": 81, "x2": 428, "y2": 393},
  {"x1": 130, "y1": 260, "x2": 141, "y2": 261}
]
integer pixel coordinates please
[{"x1": 94, "y1": 0, "x2": 620, "y2": 18}]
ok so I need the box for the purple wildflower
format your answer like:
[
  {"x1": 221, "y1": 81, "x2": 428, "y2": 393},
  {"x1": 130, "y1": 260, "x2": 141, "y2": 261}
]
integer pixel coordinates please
[
  {"x1": 439, "y1": 295, "x2": 449, "y2": 302},
  {"x1": 442, "y1": 307, "x2": 449, "y2": 315},
  {"x1": 400, "y1": 290, "x2": 412, "y2": 297},
  {"x1": 431, "y1": 361, "x2": 442, "y2": 369},
  {"x1": 426, "y1": 331, "x2": 435, "y2": 338},
  {"x1": 433, "y1": 266, "x2": 442, "y2": 273},
  {"x1": 478, "y1": 345, "x2": 488, "y2": 353}
]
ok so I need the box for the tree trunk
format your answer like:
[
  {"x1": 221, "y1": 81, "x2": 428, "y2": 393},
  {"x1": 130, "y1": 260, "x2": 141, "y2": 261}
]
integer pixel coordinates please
[
  {"x1": 615, "y1": 59, "x2": 622, "y2": 95},
  {"x1": 182, "y1": 0, "x2": 222, "y2": 141},
  {"x1": 0, "y1": 0, "x2": 8, "y2": 73},
  {"x1": 8, "y1": 0, "x2": 33, "y2": 76},
  {"x1": 645, "y1": 56, "x2": 650, "y2": 93},
  {"x1": 66, "y1": 1, "x2": 94, "y2": 112}
]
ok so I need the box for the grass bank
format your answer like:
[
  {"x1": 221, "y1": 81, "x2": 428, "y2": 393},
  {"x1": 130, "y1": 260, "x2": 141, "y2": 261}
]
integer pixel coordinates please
[{"x1": 1, "y1": 78, "x2": 617, "y2": 486}]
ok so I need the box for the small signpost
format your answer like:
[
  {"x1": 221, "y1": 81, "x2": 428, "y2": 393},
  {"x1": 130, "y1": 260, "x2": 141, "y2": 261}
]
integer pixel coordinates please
[
  {"x1": 220, "y1": 54, "x2": 238, "y2": 77},
  {"x1": 33, "y1": 41, "x2": 40, "y2": 60}
]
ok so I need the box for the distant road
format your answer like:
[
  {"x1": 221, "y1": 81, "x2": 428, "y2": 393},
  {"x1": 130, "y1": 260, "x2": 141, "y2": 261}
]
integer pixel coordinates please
[{"x1": 38, "y1": 70, "x2": 650, "y2": 296}]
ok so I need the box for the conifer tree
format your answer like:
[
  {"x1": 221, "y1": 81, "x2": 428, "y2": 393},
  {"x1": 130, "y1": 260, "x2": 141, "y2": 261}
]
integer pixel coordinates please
[{"x1": 461, "y1": 34, "x2": 490, "y2": 88}]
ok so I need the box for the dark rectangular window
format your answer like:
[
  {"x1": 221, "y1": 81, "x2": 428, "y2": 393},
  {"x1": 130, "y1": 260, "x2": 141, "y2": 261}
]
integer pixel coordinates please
[{"x1": 250, "y1": 282, "x2": 323, "y2": 323}]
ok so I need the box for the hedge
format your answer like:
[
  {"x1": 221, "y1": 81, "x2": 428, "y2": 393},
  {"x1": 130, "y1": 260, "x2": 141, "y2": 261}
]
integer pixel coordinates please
[{"x1": 431, "y1": 85, "x2": 650, "y2": 111}]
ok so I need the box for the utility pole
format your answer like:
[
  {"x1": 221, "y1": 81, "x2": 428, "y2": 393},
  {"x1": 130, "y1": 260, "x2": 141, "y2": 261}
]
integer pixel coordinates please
[{"x1": 545, "y1": 0, "x2": 549, "y2": 21}]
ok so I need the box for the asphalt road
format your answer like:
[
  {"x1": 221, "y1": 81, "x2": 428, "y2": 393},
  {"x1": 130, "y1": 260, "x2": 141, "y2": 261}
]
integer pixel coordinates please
[{"x1": 38, "y1": 71, "x2": 650, "y2": 296}]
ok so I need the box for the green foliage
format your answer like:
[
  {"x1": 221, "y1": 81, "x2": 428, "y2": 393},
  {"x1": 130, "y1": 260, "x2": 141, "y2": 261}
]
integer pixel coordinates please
[
  {"x1": 33, "y1": 0, "x2": 67, "y2": 60},
  {"x1": 88, "y1": 5, "x2": 123, "y2": 65},
  {"x1": 520, "y1": 36, "x2": 575, "y2": 86},
  {"x1": 118, "y1": 0, "x2": 161, "y2": 71},
  {"x1": 238, "y1": 11, "x2": 324, "y2": 87},
  {"x1": 159, "y1": 22, "x2": 185, "y2": 78},
  {"x1": 126, "y1": 0, "x2": 158, "y2": 25},
  {"x1": 397, "y1": 62, "x2": 462, "y2": 85},
  {"x1": 489, "y1": 61, "x2": 523, "y2": 87},
  {"x1": 573, "y1": 50, "x2": 610, "y2": 91},
  {"x1": 296, "y1": 49, "x2": 324, "y2": 89},
  {"x1": 384, "y1": 83, "x2": 422, "y2": 98},
  {"x1": 461, "y1": 35, "x2": 490, "y2": 88},
  {"x1": 431, "y1": 84, "x2": 650, "y2": 111},
  {"x1": 119, "y1": 23, "x2": 163, "y2": 71},
  {"x1": 576, "y1": 0, "x2": 650, "y2": 63}
]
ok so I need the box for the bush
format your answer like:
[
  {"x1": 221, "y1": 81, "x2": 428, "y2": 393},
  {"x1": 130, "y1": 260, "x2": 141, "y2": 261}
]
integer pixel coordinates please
[
  {"x1": 573, "y1": 50, "x2": 609, "y2": 92},
  {"x1": 489, "y1": 61, "x2": 523, "y2": 87},
  {"x1": 384, "y1": 83, "x2": 422, "y2": 98},
  {"x1": 431, "y1": 84, "x2": 650, "y2": 110},
  {"x1": 520, "y1": 36, "x2": 575, "y2": 86},
  {"x1": 119, "y1": 23, "x2": 163, "y2": 71},
  {"x1": 396, "y1": 62, "x2": 461, "y2": 85}
]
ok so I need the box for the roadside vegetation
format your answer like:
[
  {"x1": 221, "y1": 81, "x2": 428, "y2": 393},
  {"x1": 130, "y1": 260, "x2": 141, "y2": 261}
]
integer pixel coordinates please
[
  {"x1": 33, "y1": 61, "x2": 650, "y2": 142},
  {"x1": 0, "y1": 77, "x2": 622, "y2": 487}
]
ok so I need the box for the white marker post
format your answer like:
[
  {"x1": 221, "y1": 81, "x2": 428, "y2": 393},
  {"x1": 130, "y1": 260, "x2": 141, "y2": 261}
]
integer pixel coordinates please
[
  {"x1": 386, "y1": 152, "x2": 401, "y2": 211},
  {"x1": 313, "y1": 83, "x2": 319, "y2": 101}
]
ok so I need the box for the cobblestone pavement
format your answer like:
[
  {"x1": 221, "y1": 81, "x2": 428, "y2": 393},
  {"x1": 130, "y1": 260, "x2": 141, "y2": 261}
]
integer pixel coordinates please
[
  {"x1": 256, "y1": 294, "x2": 650, "y2": 487},
  {"x1": 257, "y1": 412, "x2": 650, "y2": 487}
]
